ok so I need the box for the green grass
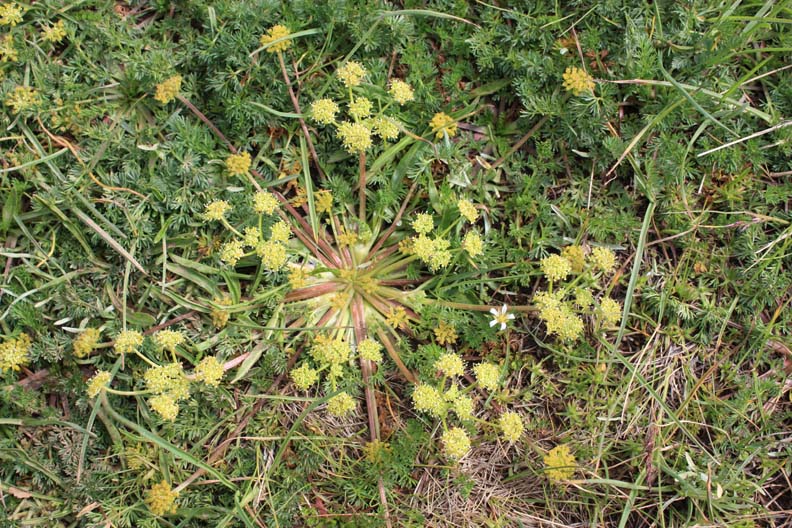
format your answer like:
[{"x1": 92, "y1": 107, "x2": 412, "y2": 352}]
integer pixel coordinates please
[{"x1": 2, "y1": 1, "x2": 792, "y2": 526}]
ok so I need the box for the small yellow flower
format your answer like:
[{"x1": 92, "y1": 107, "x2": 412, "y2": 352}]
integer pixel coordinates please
[
  {"x1": 561, "y1": 245, "x2": 585, "y2": 273},
  {"x1": 499, "y1": 411, "x2": 524, "y2": 443},
  {"x1": 256, "y1": 239, "x2": 288, "y2": 270},
  {"x1": 253, "y1": 191, "x2": 279, "y2": 215},
  {"x1": 87, "y1": 371, "x2": 112, "y2": 398},
  {"x1": 204, "y1": 200, "x2": 231, "y2": 221},
  {"x1": 243, "y1": 226, "x2": 262, "y2": 248},
  {"x1": 434, "y1": 353, "x2": 465, "y2": 377},
  {"x1": 310, "y1": 98, "x2": 339, "y2": 125},
  {"x1": 473, "y1": 363, "x2": 500, "y2": 391},
  {"x1": 225, "y1": 151, "x2": 252, "y2": 176},
  {"x1": 463, "y1": 231, "x2": 483, "y2": 258},
  {"x1": 41, "y1": 20, "x2": 67, "y2": 43},
  {"x1": 358, "y1": 339, "x2": 383, "y2": 363},
  {"x1": 291, "y1": 363, "x2": 319, "y2": 390},
  {"x1": 562, "y1": 66, "x2": 595, "y2": 96},
  {"x1": 154, "y1": 75, "x2": 182, "y2": 104},
  {"x1": 411, "y1": 213, "x2": 434, "y2": 235},
  {"x1": 452, "y1": 395, "x2": 474, "y2": 420},
  {"x1": 539, "y1": 300, "x2": 584, "y2": 341},
  {"x1": 148, "y1": 394, "x2": 179, "y2": 422},
  {"x1": 72, "y1": 328, "x2": 101, "y2": 358},
  {"x1": 541, "y1": 254, "x2": 572, "y2": 282},
  {"x1": 590, "y1": 246, "x2": 616, "y2": 273},
  {"x1": 389, "y1": 79, "x2": 414, "y2": 104},
  {"x1": 259, "y1": 24, "x2": 292, "y2": 53},
  {"x1": 336, "y1": 121, "x2": 372, "y2": 154},
  {"x1": 363, "y1": 440, "x2": 392, "y2": 465},
  {"x1": 348, "y1": 96, "x2": 372, "y2": 120},
  {"x1": 270, "y1": 220, "x2": 292, "y2": 243},
  {"x1": 327, "y1": 392, "x2": 356, "y2": 417},
  {"x1": 113, "y1": 330, "x2": 144, "y2": 355},
  {"x1": 574, "y1": 288, "x2": 594, "y2": 308},
  {"x1": 153, "y1": 330, "x2": 186, "y2": 353},
  {"x1": 336, "y1": 61, "x2": 367, "y2": 88},
  {"x1": 288, "y1": 266, "x2": 308, "y2": 289},
  {"x1": 5, "y1": 86, "x2": 40, "y2": 113},
  {"x1": 219, "y1": 239, "x2": 245, "y2": 266},
  {"x1": 336, "y1": 228, "x2": 358, "y2": 247},
  {"x1": 429, "y1": 112, "x2": 457, "y2": 139},
  {"x1": 0, "y1": 34, "x2": 18, "y2": 62},
  {"x1": 543, "y1": 444, "x2": 577, "y2": 481},
  {"x1": 145, "y1": 480, "x2": 179, "y2": 515},
  {"x1": 385, "y1": 306, "x2": 408, "y2": 329},
  {"x1": 434, "y1": 321, "x2": 457, "y2": 345},
  {"x1": 412, "y1": 384, "x2": 445, "y2": 417},
  {"x1": 599, "y1": 297, "x2": 622, "y2": 326},
  {"x1": 210, "y1": 296, "x2": 232, "y2": 329},
  {"x1": 194, "y1": 356, "x2": 224, "y2": 386},
  {"x1": 370, "y1": 116, "x2": 399, "y2": 141},
  {"x1": 144, "y1": 362, "x2": 190, "y2": 400},
  {"x1": 442, "y1": 427, "x2": 471, "y2": 460},
  {"x1": 457, "y1": 199, "x2": 478, "y2": 223},
  {"x1": 0, "y1": 3, "x2": 24, "y2": 26},
  {"x1": 314, "y1": 190, "x2": 333, "y2": 214}
]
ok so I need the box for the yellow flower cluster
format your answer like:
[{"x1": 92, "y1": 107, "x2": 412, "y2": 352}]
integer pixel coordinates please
[
  {"x1": 462, "y1": 231, "x2": 483, "y2": 258},
  {"x1": 336, "y1": 228, "x2": 358, "y2": 247},
  {"x1": 314, "y1": 190, "x2": 333, "y2": 214},
  {"x1": 336, "y1": 121, "x2": 372, "y2": 154},
  {"x1": 543, "y1": 444, "x2": 576, "y2": 481},
  {"x1": 412, "y1": 234, "x2": 452, "y2": 272},
  {"x1": 225, "y1": 151, "x2": 251, "y2": 176},
  {"x1": 146, "y1": 480, "x2": 179, "y2": 516},
  {"x1": 442, "y1": 427, "x2": 471, "y2": 460},
  {"x1": 411, "y1": 213, "x2": 434, "y2": 234},
  {"x1": 243, "y1": 226, "x2": 262, "y2": 248},
  {"x1": 336, "y1": 61, "x2": 367, "y2": 87},
  {"x1": 310, "y1": 98, "x2": 339, "y2": 125},
  {"x1": 327, "y1": 391, "x2": 356, "y2": 417},
  {"x1": 386, "y1": 306, "x2": 408, "y2": 328},
  {"x1": 149, "y1": 394, "x2": 179, "y2": 422},
  {"x1": 453, "y1": 394, "x2": 474, "y2": 420},
  {"x1": 153, "y1": 330, "x2": 185, "y2": 353},
  {"x1": 358, "y1": 339, "x2": 383, "y2": 363},
  {"x1": 498, "y1": 411, "x2": 524, "y2": 443},
  {"x1": 154, "y1": 75, "x2": 181, "y2": 104},
  {"x1": 41, "y1": 20, "x2": 67, "y2": 43},
  {"x1": 562, "y1": 66, "x2": 595, "y2": 96},
  {"x1": 220, "y1": 239, "x2": 245, "y2": 266},
  {"x1": 599, "y1": 297, "x2": 621, "y2": 326},
  {"x1": 253, "y1": 191, "x2": 279, "y2": 215},
  {"x1": 291, "y1": 363, "x2": 319, "y2": 390},
  {"x1": 211, "y1": 296, "x2": 232, "y2": 328},
  {"x1": 412, "y1": 384, "x2": 445, "y2": 417},
  {"x1": 0, "y1": 333, "x2": 31, "y2": 373},
  {"x1": 87, "y1": 371, "x2": 112, "y2": 398},
  {"x1": 310, "y1": 336, "x2": 352, "y2": 388},
  {"x1": 561, "y1": 245, "x2": 585, "y2": 272},
  {"x1": 204, "y1": 200, "x2": 231, "y2": 221},
  {"x1": 287, "y1": 266, "x2": 308, "y2": 289},
  {"x1": 473, "y1": 362, "x2": 500, "y2": 391},
  {"x1": 256, "y1": 239, "x2": 288, "y2": 271},
  {"x1": 535, "y1": 291, "x2": 584, "y2": 341},
  {"x1": 434, "y1": 321, "x2": 457, "y2": 345},
  {"x1": 144, "y1": 362, "x2": 190, "y2": 420},
  {"x1": 270, "y1": 220, "x2": 291, "y2": 243},
  {"x1": 114, "y1": 330, "x2": 144, "y2": 355},
  {"x1": 194, "y1": 356, "x2": 224, "y2": 386},
  {"x1": 434, "y1": 352, "x2": 465, "y2": 377},
  {"x1": 5, "y1": 86, "x2": 40, "y2": 113},
  {"x1": 591, "y1": 246, "x2": 617, "y2": 273},
  {"x1": 574, "y1": 288, "x2": 593, "y2": 308},
  {"x1": 429, "y1": 112, "x2": 457, "y2": 139},
  {"x1": 388, "y1": 79, "x2": 414, "y2": 104},
  {"x1": 457, "y1": 199, "x2": 478, "y2": 223},
  {"x1": 349, "y1": 96, "x2": 372, "y2": 120},
  {"x1": 370, "y1": 117, "x2": 399, "y2": 141},
  {"x1": 541, "y1": 254, "x2": 572, "y2": 282},
  {"x1": 72, "y1": 328, "x2": 101, "y2": 358},
  {"x1": 0, "y1": 34, "x2": 17, "y2": 62},
  {"x1": 260, "y1": 24, "x2": 291, "y2": 52},
  {"x1": 0, "y1": 3, "x2": 24, "y2": 26}
]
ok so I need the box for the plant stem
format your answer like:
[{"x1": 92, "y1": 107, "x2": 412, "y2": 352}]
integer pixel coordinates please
[{"x1": 359, "y1": 151, "x2": 366, "y2": 223}]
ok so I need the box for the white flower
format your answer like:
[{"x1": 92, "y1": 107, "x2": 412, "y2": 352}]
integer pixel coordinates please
[{"x1": 489, "y1": 304, "x2": 515, "y2": 331}]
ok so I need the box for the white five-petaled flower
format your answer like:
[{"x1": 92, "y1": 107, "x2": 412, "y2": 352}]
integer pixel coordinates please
[{"x1": 489, "y1": 304, "x2": 515, "y2": 331}]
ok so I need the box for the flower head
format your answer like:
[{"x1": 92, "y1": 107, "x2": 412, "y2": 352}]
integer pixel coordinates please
[
  {"x1": 371, "y1": 116, "x2": 399, "y2": 141},
  {"x1": 489, "y1": 305, "x2": 515, "y2": 331},
  {"x1": 434, "y1": 353, "x2": 465, "y2": 377},
  {"x1": 220, "y1": 239, "x2": 245, "y2": 266},
  {"x1": 211, "y1": 296, "x2": 232, "y2": 328},
  {"x1": 457, "y1": 199, "x2": 478, "y2": 223},
  {"x1": 327, "y1": 392, "x2": 356, "y2": 417},
  {"x1": 336, "y1": 121, "x2": 372, "y2": 154},
  {"x1": 253, "y1": 192, "x2": 279, "y2": 215},
  {"x1": 243, "y1": 226, "x2": 262, "y2": 248},
  {"x1": 358, "y1": 339, "x2": 383, "y2": 363},
  {"x1": 442, "y1": 427, "x2": 471, "y2": 460},
  {"x1": 499, "y1": 411, "x2": 524, "y2": 443},
  {"x1": 87, "y1": 371, "x2": 112, "y2": 398},
  {"x1": 543, "y1": 444, "x2": 577, "y2": 481},
  {"x1": 41, "y1": 20, "x2": 67, "y2": 43},
  {"x1": 463, "y1": 231, "x2": 483, "y2": 258},
  {"x1": 537, "y1": 298, "x2": 584, "y2": 341},
  {"x1": 144, "y1": 362, "x2": 190, "y2": 400},
  {"x1": 0, "y1": 3, "x2": 24, "y2": 26},
  {"x1": 204, "y1": 200, "x2": 231, "y2": 221},
  {"x1": 562, "y1": 66, "x2": 595, "y2": 96},
  {"x1": 0, "y1": 34, "x2": 18, "y2": 62},
  {"x1": 412, "y1": 384, "x2": 445, "y2": 417},
  {"x1": 291, "y1": 363, "x2": 319, "y2": 390},
  {"x1": 260, "y1": 25, "x2": 292, "y2": 53},
  {"x1": 473, "y1": 362, "x2": 500, "y2": 391},
  {"x1": 389, "y1": 79, "x2": 414, "y2": 104},
  {"x1": 429, "y1": 112, "x2": 457, "y2": 139},
  {"x1": 434, "y1": 321, "x2": 457, "y2": 345},
  {"x1": 386, "y1": 306, "x2": 408, "y2": 329},
  {"x1": 314, "y1": 190, "x2": 333, "y2": 214},
  {"x1": 591, "y1": 246, "x2": 616, "y2": 273},
  {"x1": 146, "y1": 480, "x2": 179, "y2": 515},
  {"x1": 452, "y1": 395, "x2": 474, "y2": 420},
  {"x1": 270, "y1": 220, "x2": 292, "y2": 243},
  {"x1": 310, "y1": 98, "x2": 339, "y2": 125},
  {"x1": 148, "y1": 394, "x2": 179, "y2": 422},
  {"x1": 72, "y1": 328, "x2": 101, "y2": 358},
  {"x1": 599, "y1": 297, "x2": 621, "y2": 326},
  {"x1": 195, "y1": 356, "x2": 224, "y2": 386},
  {"x1": 561, "y1": 245, "x2": 586, "y2": 273},
  {"x1": 541, "y1": 254, "x2": 572, "y2": 282},
  {"x1": 114, "y1": 330, "x2": 144, "y2": 355},
  {"x1": 337, "y1": 61, "x2": 366, "y2": 87},
  {"x1": 5, "y1": 86, "x2": 40, "y2": 113},
  {"x1": 411, "y1": 213, "x2": 434, "y2": 235},
  {"x1": 225, "y1": 151, "x2": 252, "y2": 176},
  {"x1": 256, "y1": 239, "x2": 288, "y2": 270},
  {"x1": 154, "y1": 75, "x2": 181, "y2": 104},
  {"x1": 348, "y1": 96, "x2": 372, "y2": 120},
  {"x1": 154, "y1": 330, "x2": 185, "y2": 353}
]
